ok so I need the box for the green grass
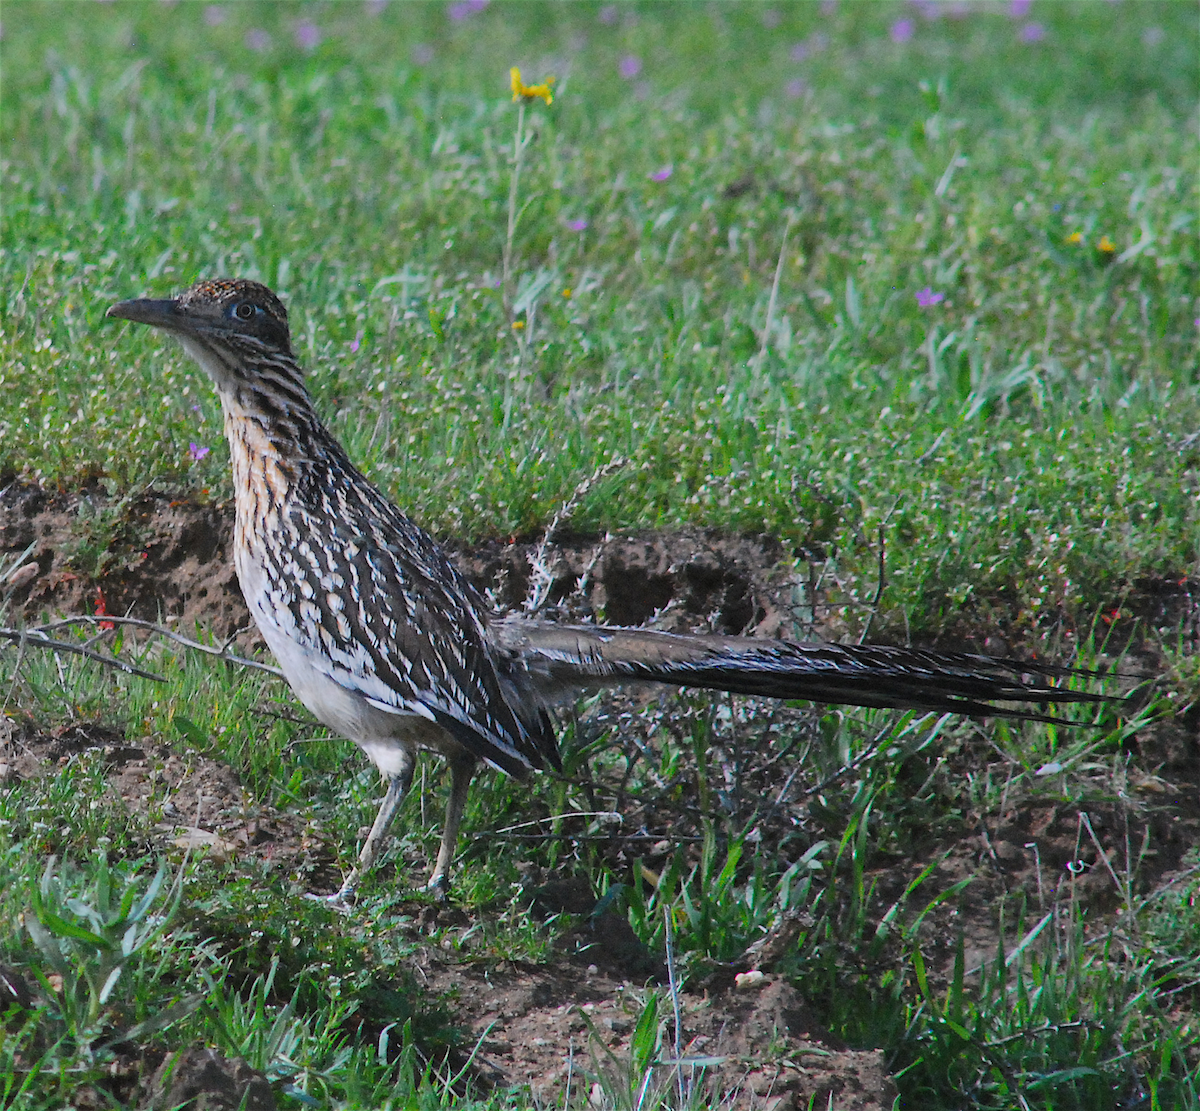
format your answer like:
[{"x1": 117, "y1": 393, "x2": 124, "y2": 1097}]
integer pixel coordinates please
[
  {"x1": 2, "y1": 0, "x2": 1197, "y2": 632},
  {"x1": 2, "y1": 1, "x2": 1200, "y2": 1108}
]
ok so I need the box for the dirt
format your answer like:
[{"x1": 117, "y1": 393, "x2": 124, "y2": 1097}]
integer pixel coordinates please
[
  {"x1": 0, "y1": 480, "x2": 803, "y2": 649},
  {"x1": 2, "y1": 479, "x2": 1199, "y2": 1108},
  {"x1": 416, "y1": 962, "x2": 899, "y2": 1111},
  {"x1": 0, "y1": 716, "x2": 337, "y2": 883}
]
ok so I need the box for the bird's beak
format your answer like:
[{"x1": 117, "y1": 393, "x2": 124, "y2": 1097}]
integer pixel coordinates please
[{"x1": 106, "y1": 297, "x2": 183, "y2": 330}]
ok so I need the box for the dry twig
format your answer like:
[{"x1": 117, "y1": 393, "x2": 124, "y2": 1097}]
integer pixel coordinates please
[
  {"x1": 524, "y1": 458, "x2": 627, "y2": 615},
  {"x1": 0, "y1": 625, "x2": 165, "y2": 682},
  {"x1": 1, "y1": 613, "x2": 285, "y2": 689}
]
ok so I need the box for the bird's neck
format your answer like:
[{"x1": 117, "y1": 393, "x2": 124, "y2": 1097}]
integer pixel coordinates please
[{"x1": 220, "y1": 385, "x2": 326, "y2": 539}]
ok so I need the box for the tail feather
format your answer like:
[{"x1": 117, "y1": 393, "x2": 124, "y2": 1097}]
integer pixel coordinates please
[{"x1": 496, "y1": 619, "x2": 1111, "y2": 723}]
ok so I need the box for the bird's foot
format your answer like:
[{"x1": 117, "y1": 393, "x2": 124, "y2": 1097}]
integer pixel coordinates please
[
  {"x1": 303, "y1": 884, "x2": 357, "y2": 913},
  {"x1": 425, "y1": 874, "x2": 450, "y2": 903}
]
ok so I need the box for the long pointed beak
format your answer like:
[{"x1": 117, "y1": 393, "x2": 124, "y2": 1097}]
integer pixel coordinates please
[{"x1": 106, "y1": 297, "x2": 183, "y2": 330}]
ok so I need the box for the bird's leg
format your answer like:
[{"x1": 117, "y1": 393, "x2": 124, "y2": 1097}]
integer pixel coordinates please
[
  {"x1": 426, "y1": 753, "x2": 478, "y2": 898},
  {"x1": 322, "y1": 752, "x2": 416, "y2": 909}
]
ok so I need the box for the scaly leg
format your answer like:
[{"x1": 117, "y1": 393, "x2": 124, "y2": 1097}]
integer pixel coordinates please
[
  {"x1": 426, "y1": 753, "x2": 477, "y2": 897},
  {"x1": 324, "y1": 751, "x2": 416, "y2": 908}
]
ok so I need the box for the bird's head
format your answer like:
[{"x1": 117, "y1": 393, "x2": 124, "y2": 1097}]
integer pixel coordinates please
[{"x1": 108, "y1": 279, "x2": 299, "y2": 397}]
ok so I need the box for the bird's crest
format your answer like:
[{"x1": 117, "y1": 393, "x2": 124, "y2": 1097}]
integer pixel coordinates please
[{"x1": 177, "y1": 278, "x2": 289, "y2": 330}]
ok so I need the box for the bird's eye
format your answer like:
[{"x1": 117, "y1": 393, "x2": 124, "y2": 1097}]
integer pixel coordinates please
[{"x1": 234, "y1": 302, "x2": 256, "y2": 320}]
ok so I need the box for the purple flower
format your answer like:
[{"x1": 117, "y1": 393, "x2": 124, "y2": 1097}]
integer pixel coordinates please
[
  {"x1": 245, "y1": 28, "x2": 271, "y2": 52},
  {"x1": 890, "y1": 18, "x2": 914, "y2": 43},
  {"x1": 448, "y1": 0, "x2": 487, "y2": 20},
  {"x1": 412, "y1": 43, "x2": 434, "y2": 64},
  {"x1": 294, "y1": 20, "x2": 321, "y2": 50},
  {"x1": 1008, "y1": 0, "x2": 1032, "y2": 17},
  {"x1": 649, "y1": 165, "x2": 673, "y2": 183},
  {"x1": 791, "y1": 33, "x2": 827, "y2": 58},
  {"x1": 618, "y1": 54, "x2": 642, "y2": 79},
  {"x1": 916, "y1": 287, "x2": 945, "y2": 307},
  {"x1": 350, "y1": 330, "x2": 363, "y2": 353},
  {"x1": 912, "y1": 0, "x2": 941, "y2": 20},
  {"x1": 188, "y1": 443, "x2": 211, "y2": 462},
  {"x1": 1019, "y1": 21, "x2": 1045, "y2": 42},
  {"x1": 566, "y1": 218, "x2": 588, "y2": 232},
  {"x1": 598, "y1": 4, "x2": 618, "y2": 24},
  {"x1": 785, "y1": 78, "x2": 808, "y2": 99},
  {"x1": 204, "y1": 5, "x2": 225, "y2": 26}
]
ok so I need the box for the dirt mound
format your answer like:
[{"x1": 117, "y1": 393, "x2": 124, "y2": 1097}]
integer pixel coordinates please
[
  {"x1": 1, "y1": 482, "x2": 245, "y2": 641},
  {"x1": 1, "y1": 481, "x2": 798, "y2": 645},
  {"x1": 414, "y1": 955, "x2": 897, "y2": 1110}
]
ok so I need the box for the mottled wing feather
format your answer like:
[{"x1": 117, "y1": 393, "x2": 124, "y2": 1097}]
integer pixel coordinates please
[{"x1": 267, "y1": 442, "x2": 558, "y2": 775}]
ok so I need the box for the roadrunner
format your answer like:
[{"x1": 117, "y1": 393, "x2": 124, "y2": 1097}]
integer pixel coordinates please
[{"x1": 108, "y1": 279, "x2": 1108, "y2": 903}]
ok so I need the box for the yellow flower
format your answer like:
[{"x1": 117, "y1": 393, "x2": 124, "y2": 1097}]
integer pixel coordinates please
[
  {"x1": 512, "y1": 320, "x2": 525, "y2": 330},
  {"x1": 1097, "y1": 235, "x2": 1116, "y2": 253},
  {"x1": 1065, "y1": 231, "x2": 1083, "y2": 245},
  {"x1": 561, "y1": 287, "x2": 572, "y2": 299},
  {"x1": 510, "y1": 66, "x2": 554, "y2": 105}
]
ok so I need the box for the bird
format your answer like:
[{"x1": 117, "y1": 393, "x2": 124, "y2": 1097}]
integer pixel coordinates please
[{"x1": 107, "y1": 278, "x2": 1111, "y2": 905}]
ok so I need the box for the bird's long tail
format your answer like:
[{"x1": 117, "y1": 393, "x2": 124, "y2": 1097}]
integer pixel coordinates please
[{"x1": 497, "y1": 619, "x2": 1111, "y2": 722}]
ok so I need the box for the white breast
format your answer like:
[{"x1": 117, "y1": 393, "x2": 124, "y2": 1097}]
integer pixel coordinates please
[{"x1": 235, "y1": 543, "x2": 460, "y2": 776}]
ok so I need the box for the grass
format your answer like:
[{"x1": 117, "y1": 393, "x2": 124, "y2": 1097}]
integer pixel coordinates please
[
  {"x1": 2, "y1": 0, "x2": 1197, "y2": 631},
  {"x1": 2, "y1": 1, "x2": 1199, "y2": 1108}
]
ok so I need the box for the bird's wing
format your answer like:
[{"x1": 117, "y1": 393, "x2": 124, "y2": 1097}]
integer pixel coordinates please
[{"x1": 271, "y1": 464, "x2": 558, "y2": 775}]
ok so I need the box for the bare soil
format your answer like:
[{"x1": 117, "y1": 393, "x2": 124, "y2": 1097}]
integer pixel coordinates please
[
  {"x1": 0, "y1": 481, "x2": 805, "y2": 647},
  {"x1": 3, "y1": 480, "x2": 1198, "y2": 1108}
]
